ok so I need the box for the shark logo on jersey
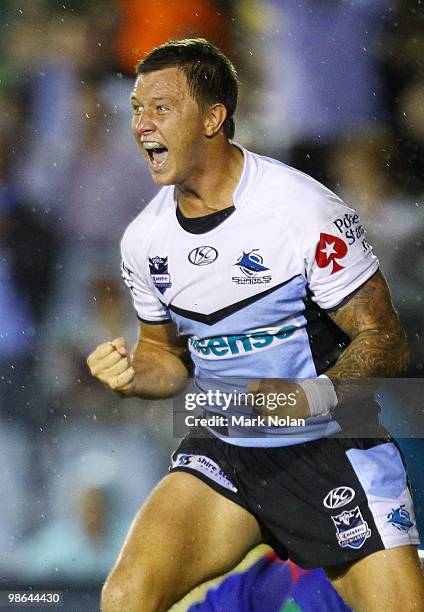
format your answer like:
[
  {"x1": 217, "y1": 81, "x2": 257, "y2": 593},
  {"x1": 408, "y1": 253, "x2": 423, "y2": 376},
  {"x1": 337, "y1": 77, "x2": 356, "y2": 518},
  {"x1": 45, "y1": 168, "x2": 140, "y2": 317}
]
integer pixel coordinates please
[
  {"x1": 232, "y1": 250, "x2": 272, "y2": 284},
  {"x1": 387, "y1": 505, "x2": 414, "y2": 533},
  {"x1": 148, "y1": 256, "x2": 172, "y2": 294},
  {"x1": 315, "y1": 233, "x2": 348, "y2": 274}
]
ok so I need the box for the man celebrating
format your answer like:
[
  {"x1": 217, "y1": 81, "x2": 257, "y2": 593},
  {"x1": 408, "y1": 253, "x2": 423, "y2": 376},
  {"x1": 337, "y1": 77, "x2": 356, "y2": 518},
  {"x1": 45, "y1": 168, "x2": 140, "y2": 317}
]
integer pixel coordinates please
[{"x1": 87, "y1": 39, "x2": 424, "y2": 611}]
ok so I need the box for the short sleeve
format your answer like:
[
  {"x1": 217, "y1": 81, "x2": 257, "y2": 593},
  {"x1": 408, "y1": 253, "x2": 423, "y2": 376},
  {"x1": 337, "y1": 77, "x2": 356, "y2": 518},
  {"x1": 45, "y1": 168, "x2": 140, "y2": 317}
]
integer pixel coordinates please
[
  {"x1": 306, "y1": 209, "x2": 379, "y2": 310},
  {"x1": 120, "y1": 234, "x2": 170, "y2": 324}
]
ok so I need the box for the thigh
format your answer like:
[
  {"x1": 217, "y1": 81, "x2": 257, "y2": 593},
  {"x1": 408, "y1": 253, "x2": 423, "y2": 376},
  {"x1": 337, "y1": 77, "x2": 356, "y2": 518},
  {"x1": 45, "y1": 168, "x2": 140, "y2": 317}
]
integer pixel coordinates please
[
  {"x1": 326, "y1": 545, "x2": 424, "y2": 611},
  {"x1": 107, "y1": 471, "x2": 262, "y2": 606}
]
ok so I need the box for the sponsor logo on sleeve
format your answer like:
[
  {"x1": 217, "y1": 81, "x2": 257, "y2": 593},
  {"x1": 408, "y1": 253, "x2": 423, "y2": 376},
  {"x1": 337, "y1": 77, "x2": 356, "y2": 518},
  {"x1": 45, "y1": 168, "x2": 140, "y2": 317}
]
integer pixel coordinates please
[
  {"x1": 332, "y1": 213, "x2": 371, "y2": 253},
  {"x1": 232, "y1": 249, "x2": 272, "y2": 284},
  {"x1": 149, "y1": 256, "x2": 172, "y2": 294},
  {"x1": 323, "y1": 486, "x2": 356, "y2": 509},
  {"x1": 188, "y1": 246, "x2": 218, "y2": 266},
  {"x1": 315, "y1": 233, "x2": 348, "y2": 274},
  {"x1": 316, "y1": 213, "x2": 372, "y2": 275},
  {"x1": 331, "y1": 506, "x2": 371, "y2": 549}
]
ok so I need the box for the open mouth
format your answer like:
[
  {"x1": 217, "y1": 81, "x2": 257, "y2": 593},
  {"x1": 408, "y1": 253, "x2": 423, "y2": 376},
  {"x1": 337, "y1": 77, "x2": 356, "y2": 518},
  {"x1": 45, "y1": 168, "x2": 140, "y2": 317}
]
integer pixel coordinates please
[{"x1": 142, "y1": 141, "x2": 168, "y2": 169}]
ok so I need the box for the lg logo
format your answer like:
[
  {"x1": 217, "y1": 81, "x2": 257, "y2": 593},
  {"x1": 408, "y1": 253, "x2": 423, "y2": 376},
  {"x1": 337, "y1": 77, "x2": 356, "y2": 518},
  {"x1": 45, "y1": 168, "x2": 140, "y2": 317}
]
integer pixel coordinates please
[
  {"x1": 188, "y1": 246, "x2": 218, "y2": 266},
  {"x1": 323, "y1": 486, "x2": 355, "y2": 509}
]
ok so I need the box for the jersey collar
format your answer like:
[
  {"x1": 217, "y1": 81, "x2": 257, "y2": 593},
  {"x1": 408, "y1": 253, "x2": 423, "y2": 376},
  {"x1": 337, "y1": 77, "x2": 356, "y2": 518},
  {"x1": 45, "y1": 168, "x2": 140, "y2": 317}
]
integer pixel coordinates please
[{"x1": 231, "y1": 143, "x2": 256, "y2": 209}]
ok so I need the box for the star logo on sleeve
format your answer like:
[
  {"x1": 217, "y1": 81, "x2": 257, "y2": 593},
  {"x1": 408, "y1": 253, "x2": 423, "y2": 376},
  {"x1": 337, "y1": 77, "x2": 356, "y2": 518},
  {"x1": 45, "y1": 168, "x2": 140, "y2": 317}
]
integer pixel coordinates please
[{"x1": 315, "y1": 233, "x2": 348, "y2": 274}]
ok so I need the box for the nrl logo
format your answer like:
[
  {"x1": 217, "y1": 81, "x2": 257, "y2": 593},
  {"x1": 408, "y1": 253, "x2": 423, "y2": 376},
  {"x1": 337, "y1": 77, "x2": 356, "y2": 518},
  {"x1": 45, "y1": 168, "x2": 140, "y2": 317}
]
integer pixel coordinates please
[
  {"x1": 331, "y1": 506, "x2": 371, "y2": 550},
  {"x1": 148, "y1": 256, "x2": 172, "y2": 294}
]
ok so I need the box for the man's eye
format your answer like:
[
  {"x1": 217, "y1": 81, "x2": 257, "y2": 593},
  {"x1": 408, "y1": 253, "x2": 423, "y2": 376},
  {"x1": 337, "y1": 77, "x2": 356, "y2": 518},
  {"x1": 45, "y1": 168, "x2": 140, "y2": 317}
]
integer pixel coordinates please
[
  {"x1": 132, "y1": 104, "x2": 143, "y2": 114},
  {"x1": 157, "y1": 105, "x2": 169, "y2": 113}
]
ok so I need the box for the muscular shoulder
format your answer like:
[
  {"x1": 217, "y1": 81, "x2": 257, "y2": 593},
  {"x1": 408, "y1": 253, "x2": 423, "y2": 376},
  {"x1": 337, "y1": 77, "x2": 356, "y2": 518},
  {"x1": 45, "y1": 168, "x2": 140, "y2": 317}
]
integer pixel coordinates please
[{"x1": 249, "y1": 151, "x2": 352, "y2": 237}]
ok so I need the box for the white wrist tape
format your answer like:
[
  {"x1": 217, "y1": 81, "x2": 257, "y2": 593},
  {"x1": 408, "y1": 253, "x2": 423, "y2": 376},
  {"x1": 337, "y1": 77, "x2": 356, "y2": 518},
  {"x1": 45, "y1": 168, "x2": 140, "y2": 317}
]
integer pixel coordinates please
[{"x1": 298, "y1": 375, "x2": 338, "y2": 417}]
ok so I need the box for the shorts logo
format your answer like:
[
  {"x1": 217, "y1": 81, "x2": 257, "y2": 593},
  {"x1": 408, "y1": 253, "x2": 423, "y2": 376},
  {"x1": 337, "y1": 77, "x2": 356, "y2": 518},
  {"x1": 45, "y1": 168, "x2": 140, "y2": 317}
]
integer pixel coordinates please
[
  {"x1": 232, "y1": 249, "x2": 272, "y2": 285},
  {"x1": 331, "y1": 506, "x2": 371, "y2": 549},
  {"x1": 172, "y1": 453, "x2": 238, "y2": 493},
  {"x1": 149, "y1": 256, "x2": 172, "y2": 294},
  {"x1": 315, "y1": 233, "x2": 348, "y2": 274},
  {"x1": 323, "y1": 486, "x2": 355, "y2": 509},
  {"x1": 188, "y1": 246, "x2": 218, "y2": 266},
  {"x1": 387, "y1": 505, "x2": 414, "y2": 533}
]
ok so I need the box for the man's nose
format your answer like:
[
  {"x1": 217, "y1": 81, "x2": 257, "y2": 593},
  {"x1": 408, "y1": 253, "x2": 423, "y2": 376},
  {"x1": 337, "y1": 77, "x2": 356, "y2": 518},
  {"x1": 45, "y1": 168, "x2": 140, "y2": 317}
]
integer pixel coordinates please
[{"x1": 134, "y1": 111, "x2": 155, "y2": 134}]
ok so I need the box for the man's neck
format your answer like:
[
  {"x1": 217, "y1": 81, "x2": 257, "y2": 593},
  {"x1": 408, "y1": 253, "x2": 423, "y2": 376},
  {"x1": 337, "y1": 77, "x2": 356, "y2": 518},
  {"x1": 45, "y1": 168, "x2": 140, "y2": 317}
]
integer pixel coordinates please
[{"x1": 176, "y1": 142, "x2": 244, "y2": 218}]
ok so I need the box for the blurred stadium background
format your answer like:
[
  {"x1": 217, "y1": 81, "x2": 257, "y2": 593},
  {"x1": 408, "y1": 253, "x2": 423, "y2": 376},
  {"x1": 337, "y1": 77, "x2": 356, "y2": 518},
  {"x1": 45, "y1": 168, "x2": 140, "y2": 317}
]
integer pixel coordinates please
[{"x1": 0, "y1": 0, "x2": 423, "y2": 609}]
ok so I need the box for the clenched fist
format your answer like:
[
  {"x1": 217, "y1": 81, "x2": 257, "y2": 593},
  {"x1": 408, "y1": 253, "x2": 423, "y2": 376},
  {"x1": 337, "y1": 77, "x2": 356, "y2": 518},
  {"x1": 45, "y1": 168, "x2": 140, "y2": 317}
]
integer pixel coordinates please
[{"x1": 87, "y1": 337, "x2": 136, "y2": 395}]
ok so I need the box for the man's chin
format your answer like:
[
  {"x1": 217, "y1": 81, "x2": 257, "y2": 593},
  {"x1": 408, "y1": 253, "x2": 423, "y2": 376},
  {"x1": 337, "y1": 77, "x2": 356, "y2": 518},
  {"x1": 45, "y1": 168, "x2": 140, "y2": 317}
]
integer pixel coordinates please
[{"x1": 150, "y1": 169, "x2": 175, "y2": 186}]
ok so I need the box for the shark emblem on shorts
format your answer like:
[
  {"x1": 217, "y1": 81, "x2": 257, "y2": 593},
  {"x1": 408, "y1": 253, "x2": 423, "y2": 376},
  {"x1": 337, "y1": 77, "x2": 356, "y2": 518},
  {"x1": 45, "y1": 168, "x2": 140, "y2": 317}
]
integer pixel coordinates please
[{"x1": 387, "y1": 505, "x2": 414, "y2": 533}]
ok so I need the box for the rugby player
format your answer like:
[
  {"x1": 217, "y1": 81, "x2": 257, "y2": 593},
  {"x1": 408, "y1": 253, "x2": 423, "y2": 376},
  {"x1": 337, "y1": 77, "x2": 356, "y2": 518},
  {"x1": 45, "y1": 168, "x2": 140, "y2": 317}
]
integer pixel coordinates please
[{"x1": 87, "y1": 39, "x2": 424, "y2": 611}]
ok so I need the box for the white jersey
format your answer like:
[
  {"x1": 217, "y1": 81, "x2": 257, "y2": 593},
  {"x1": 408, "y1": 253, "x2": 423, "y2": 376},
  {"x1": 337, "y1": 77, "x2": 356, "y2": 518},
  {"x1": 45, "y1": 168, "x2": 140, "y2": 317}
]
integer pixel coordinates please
[{"x1": 121, "y1": 146, "x2": 379, "y2": 447}]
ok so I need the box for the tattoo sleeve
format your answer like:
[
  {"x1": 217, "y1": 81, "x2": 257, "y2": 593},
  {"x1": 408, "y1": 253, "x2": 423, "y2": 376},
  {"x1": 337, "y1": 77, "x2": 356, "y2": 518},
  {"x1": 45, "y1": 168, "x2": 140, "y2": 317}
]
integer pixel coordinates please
[{"x1": 326, "y1": 271, "x2": 409, "y2": 403}]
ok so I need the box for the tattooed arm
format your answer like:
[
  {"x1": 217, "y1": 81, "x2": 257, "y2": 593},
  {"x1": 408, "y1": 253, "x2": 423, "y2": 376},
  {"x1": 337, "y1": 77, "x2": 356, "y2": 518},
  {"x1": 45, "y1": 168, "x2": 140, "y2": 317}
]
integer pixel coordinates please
[
  {"x1": 326, "y1": 270, "x2": 409, "y2": 402},
  {"x1": 250, "y1": 270, "x2": 408, "y2": 418}
]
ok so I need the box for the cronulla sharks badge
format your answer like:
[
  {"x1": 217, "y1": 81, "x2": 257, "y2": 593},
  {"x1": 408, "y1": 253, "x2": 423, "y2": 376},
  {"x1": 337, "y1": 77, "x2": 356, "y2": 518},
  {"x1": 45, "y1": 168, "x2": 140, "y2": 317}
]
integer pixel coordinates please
[
  {"x1": 232, "y1": 249, "x2": 272, "y2": 285},
  {"x1": 149, "y1": 256, "x2": 172, "y2": 294}
]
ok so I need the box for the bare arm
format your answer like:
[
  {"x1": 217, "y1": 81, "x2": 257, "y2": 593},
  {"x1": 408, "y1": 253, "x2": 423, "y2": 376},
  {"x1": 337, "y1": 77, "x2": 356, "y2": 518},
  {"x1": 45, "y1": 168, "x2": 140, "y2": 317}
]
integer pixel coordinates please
[
  {"x1": 251, "y1": 271, "x2": 409, "y2": 418},
  {"x1": 327, "y1": 271, "x2": 409, "y2": 391},
  {"x1": 87, "y1": 321, "x2": 189, "y2": 399}
]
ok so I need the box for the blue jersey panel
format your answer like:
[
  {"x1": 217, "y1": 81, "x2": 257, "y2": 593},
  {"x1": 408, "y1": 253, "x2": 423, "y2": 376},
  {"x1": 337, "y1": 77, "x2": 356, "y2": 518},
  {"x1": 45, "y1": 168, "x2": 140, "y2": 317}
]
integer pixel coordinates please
[
  {"x1": 191, "y1": 327, "x2": 317, "y2": 379},
  {"x1": 169, "y1": 275, "x2": 308, "y2": 337}
]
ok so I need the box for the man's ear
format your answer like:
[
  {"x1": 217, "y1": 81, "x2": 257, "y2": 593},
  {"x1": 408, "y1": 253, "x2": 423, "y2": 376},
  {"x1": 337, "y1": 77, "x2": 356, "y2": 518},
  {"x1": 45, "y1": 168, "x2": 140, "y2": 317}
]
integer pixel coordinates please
[{"x1": 204, "y1": 103, "x2": 228, "y2": 138}]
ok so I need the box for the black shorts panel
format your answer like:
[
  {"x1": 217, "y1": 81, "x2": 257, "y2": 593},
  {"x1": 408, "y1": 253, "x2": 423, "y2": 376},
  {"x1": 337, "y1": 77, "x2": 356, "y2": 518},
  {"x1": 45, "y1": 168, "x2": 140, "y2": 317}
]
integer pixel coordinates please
[{"x1": 170, "y1": 428, "x2": 420, "y2": 569}]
